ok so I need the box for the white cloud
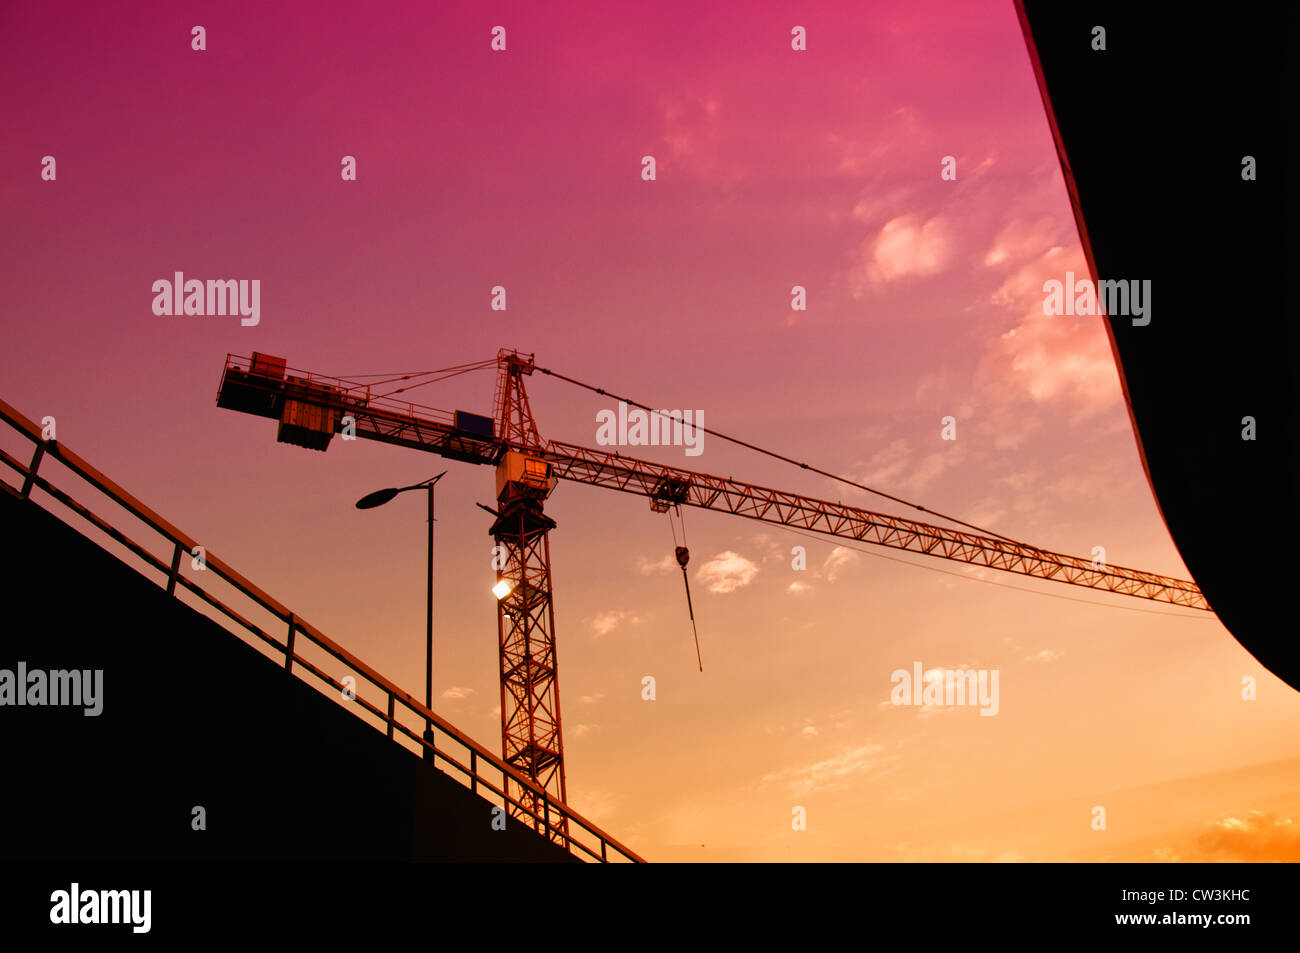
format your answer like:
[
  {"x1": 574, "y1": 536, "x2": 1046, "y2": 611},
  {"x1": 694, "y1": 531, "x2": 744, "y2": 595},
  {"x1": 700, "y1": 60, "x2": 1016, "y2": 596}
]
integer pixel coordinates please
[
  {"x1": 696, "y1": 551, "x2": 759, "y2": 593},
  {"x1": 853, "y1": 214, "x2": 954, "y2": 292},
  {"x1": 441, "y1": 686, "x2": 474, "y2": 700}
]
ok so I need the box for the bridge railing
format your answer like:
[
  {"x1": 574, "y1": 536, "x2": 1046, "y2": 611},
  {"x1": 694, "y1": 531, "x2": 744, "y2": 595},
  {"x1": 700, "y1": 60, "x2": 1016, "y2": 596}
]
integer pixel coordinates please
[{"x1": 0, "y1": 396, "x2": 643, "y2": 864}]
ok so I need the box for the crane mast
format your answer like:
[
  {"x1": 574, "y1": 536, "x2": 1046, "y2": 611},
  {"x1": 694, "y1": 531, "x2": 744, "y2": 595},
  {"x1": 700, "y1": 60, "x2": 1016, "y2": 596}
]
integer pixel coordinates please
[
  {"x1": 215, "y1": 349, "x2": 1211, "y2": 826},
  {"x1": 489, "y1": 353, "x2": 567, "y2": 838}
]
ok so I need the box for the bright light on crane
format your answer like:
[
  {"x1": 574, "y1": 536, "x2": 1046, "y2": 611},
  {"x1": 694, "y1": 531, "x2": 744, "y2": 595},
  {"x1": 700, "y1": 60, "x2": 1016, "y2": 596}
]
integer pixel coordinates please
[{"x1": 492, "y1": 579, "x2": 513, "y2": 600}]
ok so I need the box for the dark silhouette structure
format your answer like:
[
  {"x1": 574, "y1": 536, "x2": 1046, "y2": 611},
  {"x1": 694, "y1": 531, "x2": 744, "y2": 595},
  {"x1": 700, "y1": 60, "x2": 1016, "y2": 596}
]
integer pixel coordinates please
[
  {"x1": 1018, "y1": 1, "x2": 1298, "y2": 689},
  {"x1": 0, "y1": 486, "x2": 577, "y2": 862}
]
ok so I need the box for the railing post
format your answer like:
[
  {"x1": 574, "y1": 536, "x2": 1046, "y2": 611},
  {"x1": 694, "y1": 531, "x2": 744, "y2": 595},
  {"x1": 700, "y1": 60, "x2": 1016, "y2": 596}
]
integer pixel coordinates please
[
  {"x1": 19, "y1": 442, "x2": 46, "y2": 499},
  {"x1": 284, "y1": 614, "x2": 297, "y2": 673},
  {"x1": 470, "y1": 750, "x2": 477, "y2": 795},
  {"x1": 542, "y1": 791, "x2": 549, "y2": 839},
  {"x1": 601, "y1": 839, "x2": 608, "y2": 863},
  {"x1": 386, "y1": 693, "x2": 395, "y2": 740},
  {"x1": 165, "y1": 541, "x2": 183, "y2": 596}
]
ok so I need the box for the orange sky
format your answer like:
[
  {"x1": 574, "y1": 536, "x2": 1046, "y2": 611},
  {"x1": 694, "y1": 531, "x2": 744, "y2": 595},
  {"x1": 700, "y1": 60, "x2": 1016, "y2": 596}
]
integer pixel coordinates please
[{"x1": 2, "y1": 0, "x2": 1297, "y2": 861}]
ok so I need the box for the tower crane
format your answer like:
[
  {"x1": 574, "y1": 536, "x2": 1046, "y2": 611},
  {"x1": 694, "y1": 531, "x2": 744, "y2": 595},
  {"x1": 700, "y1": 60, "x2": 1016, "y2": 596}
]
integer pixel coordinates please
[{"x1": 216, "y1": 348, "x2": 1210, "y2": 840}]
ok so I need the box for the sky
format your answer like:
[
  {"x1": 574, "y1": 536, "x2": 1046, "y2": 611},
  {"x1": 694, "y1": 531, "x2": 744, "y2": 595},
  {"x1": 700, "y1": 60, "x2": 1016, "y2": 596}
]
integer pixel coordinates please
[{"x1": 2, "y1": 0, "x2": 1298, "y2": 862}]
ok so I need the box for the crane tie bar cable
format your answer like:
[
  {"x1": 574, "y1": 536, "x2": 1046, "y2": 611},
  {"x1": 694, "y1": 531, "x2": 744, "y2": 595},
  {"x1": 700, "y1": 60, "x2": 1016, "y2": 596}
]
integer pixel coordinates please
[{"x1": 535, "y1": 365, "x2": 1026, "y2": 546}]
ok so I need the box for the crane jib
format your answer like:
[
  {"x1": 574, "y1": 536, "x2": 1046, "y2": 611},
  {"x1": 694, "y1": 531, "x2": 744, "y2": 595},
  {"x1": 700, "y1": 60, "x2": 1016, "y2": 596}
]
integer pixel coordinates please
[{"x1": 538, "y1": 440, "x2": 1208, "y2": 612}]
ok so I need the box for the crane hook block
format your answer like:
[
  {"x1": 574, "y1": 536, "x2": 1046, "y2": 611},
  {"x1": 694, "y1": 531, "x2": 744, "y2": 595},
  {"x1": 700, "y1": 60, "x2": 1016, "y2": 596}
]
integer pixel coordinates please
[{"x1": 675, "y1": 546, "x2": 690, "y2": 568}]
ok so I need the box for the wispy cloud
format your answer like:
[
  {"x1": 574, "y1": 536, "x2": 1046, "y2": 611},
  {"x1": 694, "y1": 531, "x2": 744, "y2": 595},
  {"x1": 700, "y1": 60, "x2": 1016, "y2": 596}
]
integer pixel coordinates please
[
  {"x1": 637, "y1": 554, "x2": 676, "y2": 575},
  {"x1": 761, "y1": 742, "x2": 891, "y2": 796},
  {"x1": 588, "y1": 610, "x2": 640, "y2": 638},
  {"x1": 853, "y1": 438, "x2": 964, "y2": 496},
  {"x1": 977, "y1": 243, "x2": 1123, "y2": 419},
  {"x1": 821, "y1": 546, "x2": 860, "y2": 583}
]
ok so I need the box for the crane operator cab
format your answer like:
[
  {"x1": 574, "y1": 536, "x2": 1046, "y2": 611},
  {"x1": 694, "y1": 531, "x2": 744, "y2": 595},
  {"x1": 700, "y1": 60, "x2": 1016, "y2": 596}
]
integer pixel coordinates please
[{"x1": 495, "y1": 449, "x2": 557, "y2": 505}]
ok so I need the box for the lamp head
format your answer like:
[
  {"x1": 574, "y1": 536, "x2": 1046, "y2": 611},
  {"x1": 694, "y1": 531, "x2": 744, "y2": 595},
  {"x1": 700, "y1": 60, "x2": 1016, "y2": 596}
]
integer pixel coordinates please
[{"x1": 355, "y1": 487, "x2": 400, "y2": 510}]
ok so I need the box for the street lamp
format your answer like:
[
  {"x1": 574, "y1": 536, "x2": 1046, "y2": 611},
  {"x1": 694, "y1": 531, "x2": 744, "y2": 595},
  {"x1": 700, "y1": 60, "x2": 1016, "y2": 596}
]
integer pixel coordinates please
[{"x1": 356, "y1": 471, "x2": 447, "y2": 762}]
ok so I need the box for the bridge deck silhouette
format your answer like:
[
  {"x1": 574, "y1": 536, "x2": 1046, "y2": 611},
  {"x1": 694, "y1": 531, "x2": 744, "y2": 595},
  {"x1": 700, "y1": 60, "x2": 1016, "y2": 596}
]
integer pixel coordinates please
[{"x1": 0, "y1": 398, "x2": 641, "y2": 862}]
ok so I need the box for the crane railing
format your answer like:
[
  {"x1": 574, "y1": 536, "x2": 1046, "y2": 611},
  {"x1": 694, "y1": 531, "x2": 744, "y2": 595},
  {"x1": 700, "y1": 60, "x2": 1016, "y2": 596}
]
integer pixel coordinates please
[
  {"x1": 0, "y1": 396, "x2": 644, "y2": 864},
  {"x1": 220, "y1": 353, "x2": 460, "y2": 425},
  {"x1": 536, "y1": 440, "x2": 1211, "y2": 611},
  {"x1": 218, "y1": 355, "x2": 501, "y2": 464}
]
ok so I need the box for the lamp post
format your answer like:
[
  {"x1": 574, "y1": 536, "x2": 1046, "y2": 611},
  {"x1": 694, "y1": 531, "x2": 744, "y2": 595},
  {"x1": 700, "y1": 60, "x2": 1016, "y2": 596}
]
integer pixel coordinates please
[{"x1": 356, "y1": 471, "x2": 447, "y2": 762}]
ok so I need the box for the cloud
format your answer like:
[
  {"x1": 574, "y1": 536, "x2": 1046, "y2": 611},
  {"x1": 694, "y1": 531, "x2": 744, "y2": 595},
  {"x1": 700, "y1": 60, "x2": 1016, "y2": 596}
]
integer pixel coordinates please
[
  {"x1": 658, "y1": 94, "x2": 746, "y2": 189},
  {"x1": 852, "y1": 214, "x2": 954, "y2": 292},
  {"x1": 760, "y1": 742, "x2": 890, "y2": 796},
  {"x1": 854, "y1": 438, "x2": 962, "y2": 496},
  {"x1": 572, "y1": 724, "x2": 596, "y2": 738},
  {"x1": 877, "y1": 664, "x2": 977, "y2": 718},
  {"x1": 1192, "y1": 811, "x2": 1300, "y2": 862},
  {"x1": 1045, "y1": 454, "x2": 1125, "y2": 501},
  {"x1": 801, "y1": 725, "x2": 819, "y2": 737},
  {"x1": 851, "y1": 186, "x2": 917, "y2": 227},
  {"x1": 976, "y1": 243, "x2": 1123, "y2": 418},
  {"x1": 1024, "y1": 649, "x2": 1061, "y2": 663},
  {"x1": 982, "y1": 216, "x2": 1063, "y2": 268},
  {"x1": 992, "y1": 318, "x2": 1121, "y2": 413},
  {"x1": 696, "y1": 551, "x2": 759, "y2": 593},
  {"x1": 752, "y1": 532, "x2": 785, "y2": 563},
  {"x1": 589, "y1": 610, "x2": 639, "y2": 638},
  {"x1": 441, "y1": 686, "x2": 474, "y2": 700},
  {"x1": 577, "y1": 693, "x2": 606, "y2": 705},
  {"x1": 963, "y1": 496, "x2": 1007, "y2": 529},
  {"x1": 822, "y1": 546, "x2": 860, "y2": 583},
  {"x1": 856, "y1": 438, "x2": 911, "y2": 487},
  {"x1": 787, "y1": 580, "x2": 813, "y2": 597},
  {"x1": 637, "y1": 554, "x2": 676, "y2": 575}
]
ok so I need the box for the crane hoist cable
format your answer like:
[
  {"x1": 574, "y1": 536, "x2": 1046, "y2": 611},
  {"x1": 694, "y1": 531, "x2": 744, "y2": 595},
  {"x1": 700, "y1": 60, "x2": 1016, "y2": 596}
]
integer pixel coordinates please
[{"x1": 667, "y1": 504, "x2": 703, "y2": 673}]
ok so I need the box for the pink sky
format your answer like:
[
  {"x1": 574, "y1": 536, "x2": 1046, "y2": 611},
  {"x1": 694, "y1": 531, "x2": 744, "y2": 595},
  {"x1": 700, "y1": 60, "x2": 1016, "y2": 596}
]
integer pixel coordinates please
[{"x1": 3, "y1": 0, "x2": 1298, "y2": 861}]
